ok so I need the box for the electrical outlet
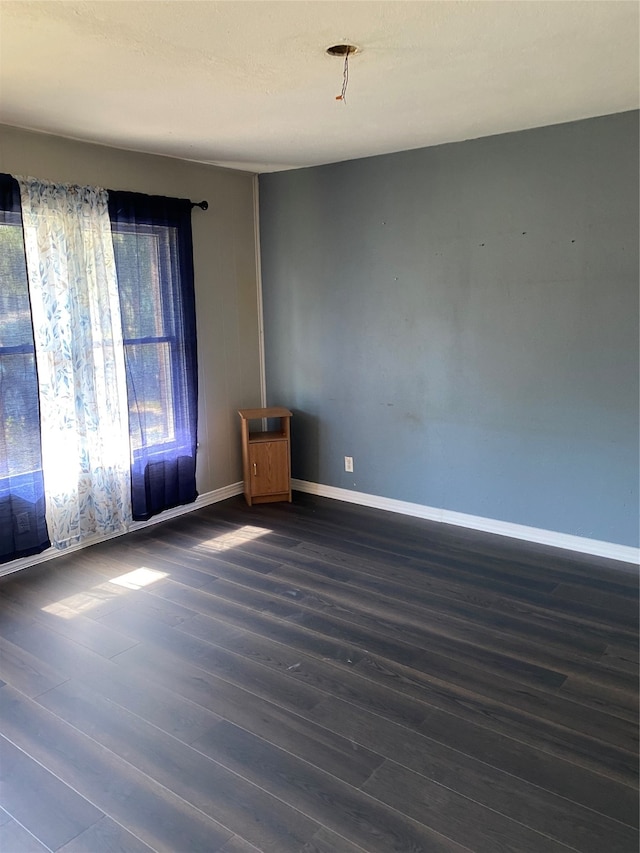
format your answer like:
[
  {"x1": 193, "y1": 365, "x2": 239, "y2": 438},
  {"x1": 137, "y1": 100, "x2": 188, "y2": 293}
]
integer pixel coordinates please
[{"x1": 344, "y1": 456, "x2": 354, "y2": 473}]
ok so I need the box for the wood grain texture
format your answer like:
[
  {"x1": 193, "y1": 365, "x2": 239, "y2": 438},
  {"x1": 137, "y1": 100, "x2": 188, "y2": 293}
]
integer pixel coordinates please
[
  {"x1": 0, "y1": 817, "x2": 52, "y2": 853},
  {"x1": 307, "y1": 696, "x2": 637, "y2": 853},
  {"x1": 361, "y1": 760, "x2": 571, "y2": 853},
  {"x1": 0, "y1": 687, "x2": 234, "y2": 852},
  {"x1": 57, "y1": 816, "x2": 156, "y2": 853},
  {"x1": 0, "y1": 732, "x2": 103, "y2": 850},
  {"x1": 0, "y1": 493, "x2": 637, "y2": 852}
]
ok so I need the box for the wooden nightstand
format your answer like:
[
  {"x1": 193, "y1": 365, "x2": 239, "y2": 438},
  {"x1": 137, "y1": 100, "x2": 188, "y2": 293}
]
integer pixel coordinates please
[{"x1": 238, "y1": 407, "x2": 292, "y2": 506}]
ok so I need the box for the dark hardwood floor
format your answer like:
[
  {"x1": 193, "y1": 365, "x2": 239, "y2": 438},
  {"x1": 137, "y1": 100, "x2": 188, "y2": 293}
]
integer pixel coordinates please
[{"x1": 0, "y1": 493, "x2": 638, "y2": 852}]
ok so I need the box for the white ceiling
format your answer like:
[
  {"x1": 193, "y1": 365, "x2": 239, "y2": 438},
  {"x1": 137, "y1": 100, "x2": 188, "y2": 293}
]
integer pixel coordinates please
[{"x1": 0, "y1": 1, "x2": 638, "y2": 173}]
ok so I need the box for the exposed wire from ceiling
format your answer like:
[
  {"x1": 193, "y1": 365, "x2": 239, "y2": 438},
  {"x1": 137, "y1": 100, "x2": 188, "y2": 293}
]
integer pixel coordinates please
[
  {"x1": 337, "y1": 52, "x2": 349, "y2": 103},
  {"x1": 326, "y1": 44, "x2": 359, "y2": 104}
]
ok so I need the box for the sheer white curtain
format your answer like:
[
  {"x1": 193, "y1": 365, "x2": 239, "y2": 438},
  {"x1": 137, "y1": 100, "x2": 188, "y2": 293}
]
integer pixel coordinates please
[{"x1": 18, "y1": 178, "x2": 132, "y2": 548}]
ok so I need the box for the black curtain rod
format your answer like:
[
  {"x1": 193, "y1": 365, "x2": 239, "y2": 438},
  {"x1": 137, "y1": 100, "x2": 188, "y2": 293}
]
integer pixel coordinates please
[{"x1": 190, "y1": 200, "x2": 208, "y2": 211}]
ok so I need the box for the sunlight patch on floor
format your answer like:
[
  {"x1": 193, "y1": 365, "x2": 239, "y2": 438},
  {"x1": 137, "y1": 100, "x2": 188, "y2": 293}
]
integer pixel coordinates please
[
  {"x1": 41, "y1": 584, "x2": 127, "y2": 619},
  {"x1": 197, "y1": 525, "x2": 270, "y2": 552},
  {"x1": 108, "y1": 567, "x2": 169, "y2": 589},
  {"x1": 41, "y1": 567, "x2": 169, "y2": 618}
]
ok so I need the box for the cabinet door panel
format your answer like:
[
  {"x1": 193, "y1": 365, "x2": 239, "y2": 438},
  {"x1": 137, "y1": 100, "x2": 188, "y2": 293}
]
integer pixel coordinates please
[{"x1": 249, "y1": 441, "x2": 289, "y2": 496}]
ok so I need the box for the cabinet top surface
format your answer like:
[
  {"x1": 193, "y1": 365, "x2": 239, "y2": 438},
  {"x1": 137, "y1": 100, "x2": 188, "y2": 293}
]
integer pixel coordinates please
[{"x1": 238, "y1": 406, "x2": 292, "y2": 419}]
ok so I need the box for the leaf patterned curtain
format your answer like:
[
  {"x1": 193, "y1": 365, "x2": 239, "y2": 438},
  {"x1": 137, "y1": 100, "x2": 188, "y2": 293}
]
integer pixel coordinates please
[{"x1": 18, "y1": 178, "x2": 132, "y2": 548}]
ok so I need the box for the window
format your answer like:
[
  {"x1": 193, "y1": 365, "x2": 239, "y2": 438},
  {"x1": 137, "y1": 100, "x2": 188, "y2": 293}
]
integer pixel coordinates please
[
  {"x1": 0, "y1": 178, "x2": 198, "y2": 558},
  {"x1": 112, "y1": 225, "x2": 180, "y2": 451},
  {"x1": 0, "y1": 215, "x2": 38, "y2": 474},
  {"x1": 0, "y1": 175, "x2": 50, "y2": 562},
  {"x1": 109, "y1": 191, "x2": 198, "y2": 520}
]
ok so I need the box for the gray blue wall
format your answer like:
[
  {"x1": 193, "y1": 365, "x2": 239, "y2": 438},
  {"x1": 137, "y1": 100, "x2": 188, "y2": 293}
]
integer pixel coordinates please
[{"x1": 259, "y1": 112, "x2": 639, "y2": 547}]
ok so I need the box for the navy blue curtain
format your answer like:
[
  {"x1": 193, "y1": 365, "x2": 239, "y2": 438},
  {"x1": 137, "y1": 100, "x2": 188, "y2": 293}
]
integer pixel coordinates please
[
  {"x1": 0, "y1": 174, "x2": 50, "y2": 562},
  {"x1": 108, "y1": 191, "x2": 198, "y2": 520}
]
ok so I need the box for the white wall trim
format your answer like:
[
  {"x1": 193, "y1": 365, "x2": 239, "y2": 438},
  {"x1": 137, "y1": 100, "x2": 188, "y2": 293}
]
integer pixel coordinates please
[
  {"x1": 4, "y1": 477, "x2": 637, "y2": 578},
  {"x1": 0, "y1": 482, "x2": 244, "y2": 580},
  {"x1": 252, "y1": 173, "x2": 267, "y2": 407},
  {"x1": 292, "y1": 479, "x2": 640, "y2": 566}
]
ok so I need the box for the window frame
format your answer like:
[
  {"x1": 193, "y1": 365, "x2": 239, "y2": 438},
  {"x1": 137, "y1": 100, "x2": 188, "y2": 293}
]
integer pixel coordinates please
[
  {"x1": 111, "y1": 220, "x2": 193, "y2": 460},
  {"x1": 0, "y1": 211, "x2": 41, "y2": 484}
]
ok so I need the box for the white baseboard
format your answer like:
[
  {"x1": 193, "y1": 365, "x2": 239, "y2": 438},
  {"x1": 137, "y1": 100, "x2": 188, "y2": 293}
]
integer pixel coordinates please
[
  {"x1": 4, "y1": 478, "x2": 637, "y2": 576},
  {"x1": 292, "y1": 479, "x2": 640, "y2": 566},
  {"x1": 0, "y1": 482, "x2": 244, "y2": 579}
]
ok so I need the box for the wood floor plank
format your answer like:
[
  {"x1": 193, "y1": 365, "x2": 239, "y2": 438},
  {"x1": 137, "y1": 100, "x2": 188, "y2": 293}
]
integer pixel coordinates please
[
  {"x1": 261, "y1": 505, "x2": 635, "y2": 618},
  {"x1": 0, "y1": 635, "x2": 67, "y2": 699},
  {"x1": 209, "y1": 506, "x2": 560, "y2": 597},
  {"x1": 214, "y1": 497, "x2": 625, "y2": 603},
  {"x1": 353, "y1": 655, "x2": 638, "y2": 783},
  {"x1": 218, "y1": 836, "x2": 264, "y2": 853},
  {"x1": 152, "y1": 578, "x2": 637, "y2": 775},
  {"x1": 80, "y1": 544, "x2": 219, "y2": 591},
  {"x1": 0, "y1": 731, "x2": 103, "y2": 851},
  {"x1": 61, "y1": 646, "x2": 225, "y2": 745},
  {"x1": 55, "y1": 626, "x2": 383, "y2": 788},
  {"x1": 316, "y1": 552, "x2": 636, "y2": 652},
  {"x1": 137, "y1": 574, "x2": 637, "y2": 787},
  {"x1": 215, "y1": 612, "x2": 637, "y2": 782},
  {"x1": 152, "y1": 578, "x2": 366, "y2": 667},
  {"x1": 103, "y1": 605, "x2": 325, "y2": 715},
  {"x1": 600, "y1": 644, "x2": 640, "y2": 675},
  {"x1": 308, "y1": 696, "x2": 638, "y2": 852},
  {"x1": 197, "y1": 576, "x2": 569, "y2": 691},
  {"x1": 57, "y1": 816, "x2": 155, "y2": 853},
  {"x1": 266, "y1": 560, "x2": 634, "y2": 688},
  {"x1": 0, "y1": 569, "x2": 131, "y2": 622},
  {"x1": 294, "y1": 538, "x2": 639, "y2": 641},
  {"x1": 225, "y1": 527, "x2": 637, "y2": 672},
  {"x1": 140, "y1": 518, "x2": 363, "y2": 570},
  {"x1": 0, "y1": 685, "x2": 234, "y2": 853},
  {"x1": 560, "y1": 673, "x2": 639, "y2": 721},
  {"x1": 360, "y1": 759, "x2": 573, "y2": 853},
  {"x1": 0, "y1": 579, "x2": 139, "y2": 659},
  {"x1": 193, "y1": 720, "x2": 471, "y2": 853},
  {"x1": 182, "y1": 612, "x2": 635, "y2": 820},
  {"x1": 137, "y1": 511, "x2": 637, "y2": 656},
  {"x1": 243, "y1": 493, "x2": 636, "y2": 587},
  {"x1": 35, "y1": 679, "x2": 321, "y2": 853},
  {"x1": 0, "y1": 494, "x2": 636, "y2": 853},
  {"x1": 173, "y1": 538, "x2": 285, "y2": 575},
  {"x1": 0, "y1": 604, "x2": 126, "y2": 684},
  {"x1": 190, "y1": 699, "x2": 384, "y2": 788},
  {"x1": 109, "y1": 625, "x2": 325, "y2": 718},
  {"x1": 552, "y1": 582, "x2": 640, "y2": 622},
  {"x1": 418, "y1": 703, "x2": 639, "y2": 828},
  {"x1": 170, "y1": 500, "x2": 536, "y2": 604},
  {"x1": 299, "y1": 828, "x2": 368, "y2": 853},
  {"x1": 170, "y1": 559, "x2": 637, "y2": 743},
  {"x1": 106, "y1": 629, "x2": 386, "y2": 789},
  {"x1": 0, "y1": 817, "x2": 52, "y2": 853},
  {"x1": 180, "y1": 611, "x2": 431, "y2": 729}
]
